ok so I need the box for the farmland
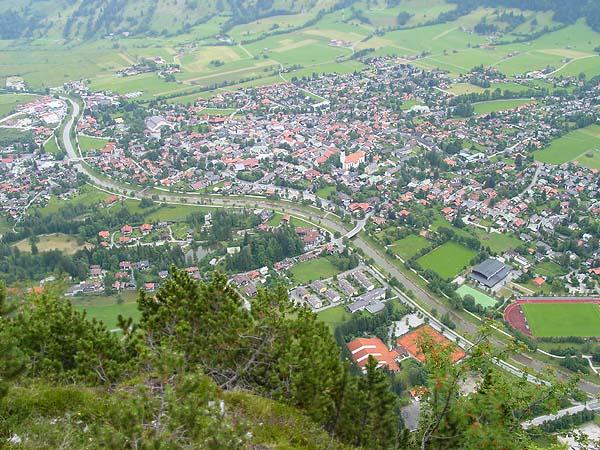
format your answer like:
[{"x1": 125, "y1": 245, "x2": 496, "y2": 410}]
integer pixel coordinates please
[
  {"x1": 416, "y1": 241, "x2": 477, "y2": 280},
  {"x1": 522, "y1": 302, "x2": 600, "y2": 338},
  {"x1": 534, "y1": 125, "x2": 600, "y2": 166},
  {"x1": 0, "y1": 3, "x2": 595, "y2": 105}
]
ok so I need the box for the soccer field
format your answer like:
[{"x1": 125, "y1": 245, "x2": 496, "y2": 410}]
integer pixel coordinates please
[
  {"x1": 521, "y1": 303, "x2": 600, "y2": 337},
  {"x1": 417, "y1": 241, "x2": 476, "y2": 280}
]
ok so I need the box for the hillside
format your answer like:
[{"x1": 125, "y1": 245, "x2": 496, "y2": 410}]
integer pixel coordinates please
[{"x1": 0, "y1": 0, "x2": 331, "y2": 39}]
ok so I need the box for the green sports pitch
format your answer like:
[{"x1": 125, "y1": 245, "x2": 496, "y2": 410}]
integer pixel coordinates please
[{"x1": 521, "y1": 302, "x2": 600, "y2": 337}]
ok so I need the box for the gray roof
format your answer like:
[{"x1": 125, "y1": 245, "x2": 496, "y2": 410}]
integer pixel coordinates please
[
  {"x1": 470, "y1": 258, "x2": 509, "y2": 288},
  {"x1": 472, "y1": 258, "x2": 506, "y2": 279}
]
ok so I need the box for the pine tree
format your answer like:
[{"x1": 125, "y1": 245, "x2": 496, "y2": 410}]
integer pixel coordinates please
[{"x1": 0, "y1": 283, "x2": 24, "y2": 400}]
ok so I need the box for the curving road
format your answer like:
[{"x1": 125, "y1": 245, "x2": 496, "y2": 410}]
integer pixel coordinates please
[{"x1": 59, "y1": 97, "x2": 599, "y2": 396}]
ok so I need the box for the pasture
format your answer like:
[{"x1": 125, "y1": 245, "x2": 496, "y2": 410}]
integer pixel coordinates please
[
  {"x1": 534, "y1": 125, "x2": 600, "y2": 166},
  {"x1": 522, "y1": 302, "x2": 600, "y2": 337},
  {"x1": 416, "y1": 241, "x2": 476, "y2": 279}
]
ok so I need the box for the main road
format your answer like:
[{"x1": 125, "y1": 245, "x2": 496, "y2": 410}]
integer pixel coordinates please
[{"x1": 60, "y1": 98, "x2": 599, "y2": 396}]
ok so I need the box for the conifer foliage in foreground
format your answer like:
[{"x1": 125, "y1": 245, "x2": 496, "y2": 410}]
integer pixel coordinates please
[{"x1": 0, "y1": 271, "x2": 578, "y2": 449}]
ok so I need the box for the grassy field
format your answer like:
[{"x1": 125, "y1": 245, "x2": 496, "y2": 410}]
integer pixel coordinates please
[
  {"x1": 473, "y1": 230, "x2": 521, "y2": 253},
  {"x1": 533, "y1": 261, "x2": 567, "y2": 277},
  {"x1": 522, "y1": 302, "x2": 600, "y2": 337},
  {"x1": 417, "y1": 241, "x2": 476, "y2": 279},
  {"x1": 315, "y1": 185, "x2": 336, "y2": 199},
  {"x1": 456, "y1": 284, "x2": 496, "y2": 308},
  {"x1": 534, "y1": 125, "x2": 600, "y2": 166},
  {"x1": 289, "y1": 257, "x2": 340, "y2": 284},
  {"x1": 13, "y1": 233, "x2": 87, "y2": 255},
  {"x1": 317, "y1": 305, "x2": 352, "y2": 333},
  {"x1": 71, "y1": 291, "x2": 140, "y2": 330},
  {"x1": 77, "y1": 135, "x2": 109, "y2": 153},
  {"x1": 390, "y1": 234, "x2": 430, "y2": 260},
  {"x1": 40, "y1": 185, "x2": 109, "y2": 215},
  {"x1": 0, "y1": 93, "x2": 38, "y2": 118},
  {"x1": 43, "y1": 136, "x2": 61, "y2": 154},
  {"x1": 472, "y1": 99, "x2": 535, "y2": 115}
]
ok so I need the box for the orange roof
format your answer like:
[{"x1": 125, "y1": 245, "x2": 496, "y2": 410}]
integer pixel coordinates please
[
  {"x1": 344, "y1": 150, "x2": 365, "y2": 164},
  {"x1": 396, "y1": 325, "x2": 465, "y2": 363},
  {"x1": 347, "y1": 337, "x2": 400, "y2": 372},
  {"x1": 532, "y1": 277, "x2": 545, "y2": 286}
]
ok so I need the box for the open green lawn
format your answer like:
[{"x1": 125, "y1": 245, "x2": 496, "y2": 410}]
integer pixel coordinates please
[
  {"x1": 317, "y1": 305, "x2": 352, "y2": 333},
  {"x1": 456, "y1": 284, "x2": 496, "y2": 308},
  {"x1": 473, "y1": 230, "x2": 521, "y2": 253},
  {"x1": 144, "y1": 204, "x2": 214, "y2": 222},
  {"x1": 13, "y1": 233, "x2": 88, "y2": 255},
  {"x1": 40, "y1": 185, "x2": 109, "y2": 215},
  {"x1": 522, "y1": 302, "x2": 600, "y2": 337},
  {"x1": 289, "y1": 257, "x2": 340, "y2": 284},
  {"x1": 534, "y1": 125, "x2": 600, "y2": 166},
  {"x1": 0, "y1": 93, "x2": 38, "y2": 118},
  {"x1": 472, "y1": 99, "x2": 535, "y2": 115},
  {"x1": 43, "y1": 137, "x2": 61, "y2": 154},
  {"x1": 417, "y1": 241, "x2": 476, "y2": 279},
  {"x1": 71, "y1": 291, "x2": 140, "y2": 330},
  {"x1": 77, "y1": 135, "x2": 109, "y2": 153},
  {"x1": 316, "y1": 185, "x2": 336, "y2": 199},
  {"x1": 390, "y1": 235, "x2": 430, "y2": 260},
  {"x1": 533, "y1": 261, "x2": 567, "y2": 278}
]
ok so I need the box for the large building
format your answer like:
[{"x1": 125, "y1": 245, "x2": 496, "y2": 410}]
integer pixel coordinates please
[
  {"x1": 340, "y1": 150, "x2": 365, "y2": 171},
  {"x1": 346, "y1": 337, "x2": 400, "y2": 372},
  {"x1": 470, "y1": 258, "x2": 510, "y2": 288},
  {"x1": 396, "y1": 325, "x2": 465, "y2": 364}
]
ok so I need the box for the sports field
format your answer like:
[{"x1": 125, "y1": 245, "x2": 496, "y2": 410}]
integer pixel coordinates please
[
  {"x1": 534, "y1": 125, "x2": 600, "y2": 167},
  {"x1": 456, "y1": 284, "x2": 496, "y2": 308},
  {"x1": 417, "y1": 241, "x2": 476, "y2": 279},
  {"x1": 521, "y1": 302, "x2": 600, "y2": 337}
]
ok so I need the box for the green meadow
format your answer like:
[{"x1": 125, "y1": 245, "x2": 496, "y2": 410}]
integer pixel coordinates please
[
  {"x1": 472, "y1": 98, "x2": 535, "y2": 115},
  {"x1": 534, "y1": 125, "x2": 600, "y2": 166},
  {"x1": 417, "y1": 241, "x2": 476, "y2": 280},
  {"x1": 0, "y1": 93, "x2": 39, "y2": 118}
]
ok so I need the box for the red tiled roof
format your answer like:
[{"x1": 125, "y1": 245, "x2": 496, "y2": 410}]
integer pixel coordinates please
[
  {"x1": 347, "y1": 337, "x2": 400, "y2": 372},
  {"x1": 396, "y1": 325, "x2": 465, "y2": 364}
]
